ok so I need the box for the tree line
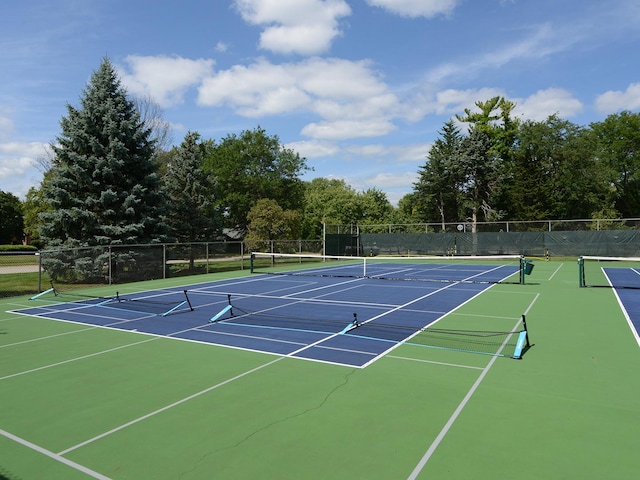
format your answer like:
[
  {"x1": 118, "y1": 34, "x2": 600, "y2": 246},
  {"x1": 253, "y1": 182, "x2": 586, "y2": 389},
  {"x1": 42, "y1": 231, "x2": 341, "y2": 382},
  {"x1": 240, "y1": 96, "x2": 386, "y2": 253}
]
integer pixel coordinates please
[
  {"x1": 410, "y1": 97, "x2": 640, "y2": 231},
  {"x1": 1, "y1": 58, "x2": 639, "y2": 247}
]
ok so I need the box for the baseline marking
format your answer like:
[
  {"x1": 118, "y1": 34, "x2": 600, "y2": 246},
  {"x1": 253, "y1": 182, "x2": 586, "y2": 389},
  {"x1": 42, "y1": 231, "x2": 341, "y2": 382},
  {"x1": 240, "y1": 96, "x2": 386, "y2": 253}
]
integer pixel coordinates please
[
  {"x1": 406, "y1": 293, "x2": 539, "y2": 479},
  {"x1": 58, "y1": 357, "x2": 284, "y2": 455},
  {"x1": 0, "y1": 338, "x2": 157, "y2": 381},
  {"x1": 0, "y1": 428, "x2": 110, "y2": 480}
]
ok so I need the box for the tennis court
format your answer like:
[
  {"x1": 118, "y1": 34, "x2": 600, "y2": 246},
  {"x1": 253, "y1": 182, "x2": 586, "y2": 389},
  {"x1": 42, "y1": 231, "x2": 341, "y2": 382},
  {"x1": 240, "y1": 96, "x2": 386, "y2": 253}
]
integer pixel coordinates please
[
  {"x1": 1, "y1": 256, "x2": 639, "y2": 479},
  {"x1": 12, "y1": 256, "x2": 526, "y2": 367},
  {"x1": 579, "y1": 256, "x2": 640, "y2": 347}
]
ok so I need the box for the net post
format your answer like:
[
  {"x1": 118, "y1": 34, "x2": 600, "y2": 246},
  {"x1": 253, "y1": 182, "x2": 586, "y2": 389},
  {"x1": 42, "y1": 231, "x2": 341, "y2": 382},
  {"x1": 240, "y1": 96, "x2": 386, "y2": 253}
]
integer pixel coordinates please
[
  {"x1": 209, "y1": 296, "x2": 233, "y2": 323},
  {"x1": 250, "y1": 252, "x2": 255, "y2": 273},
  {"x1": 339, "y1": 313, "x2": 360, "y2": 334},
  {"x1": 162, "y1": 301, "x2": 186, "y2": 316},
  {"x1": 512, "y1": 314, "x2": 531, "y2": 359},
  {"x1": 578, "y1": 256, "x2": 585, "y2": 287},
  {"x1": 183, "y1": 289, "x2": 194, "y2": 311},
  {"x1": 30, "y1": 287, "x2": 54, "y2": 300},
  {"x1": 520, "y1": 256, "x2": 525, "y2": 285}
]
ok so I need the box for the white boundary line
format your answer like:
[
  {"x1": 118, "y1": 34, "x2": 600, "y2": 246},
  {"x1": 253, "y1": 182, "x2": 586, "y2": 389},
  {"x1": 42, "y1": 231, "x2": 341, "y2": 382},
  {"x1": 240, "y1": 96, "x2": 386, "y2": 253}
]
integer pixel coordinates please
[
  {"x1": 0, "y1": 326, "x2": 97, "y2": 349},
  {"x1": 0, "y1": 338, "x2": 156, "y2": 381},
  {"x1": 606, "y1": 270, "x2": 640, "y2": 348},
  {"x1": 0, "y1": 428, "x2": 111, "y2": 480},
  {"x1": 57, "y1": 357, "x2": 283, "y2": 455},
  {"x1": 406, "y1": 293, "x2": 539, "y2": 479},
  {"x1": 387, "y1": 355, "x2": 484, "y2": 370},
  {"x1": 548, "y1": 262, "x2": 564, "y2": 281}
]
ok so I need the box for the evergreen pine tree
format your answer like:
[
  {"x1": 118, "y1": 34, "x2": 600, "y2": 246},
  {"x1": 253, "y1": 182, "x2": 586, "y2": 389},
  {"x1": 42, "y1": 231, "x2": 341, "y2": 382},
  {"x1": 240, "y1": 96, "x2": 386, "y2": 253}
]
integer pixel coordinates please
[
  {"x1": 40, "y1": 58, "x2": 167, "y2": 281},
  {"x1": 414, "y1": 120, "x2": 463, "y2": 229},
  {"x1": 40, "y1": 57, "x2": 166, "y2": 248},
  {"x1": 163, "y1": 132, "x2": 218, "y2": 243}
]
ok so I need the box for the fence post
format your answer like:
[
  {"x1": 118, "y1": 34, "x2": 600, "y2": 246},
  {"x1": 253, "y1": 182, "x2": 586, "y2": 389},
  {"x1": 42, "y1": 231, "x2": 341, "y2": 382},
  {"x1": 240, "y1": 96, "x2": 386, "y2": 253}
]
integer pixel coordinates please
[
  {"x1": 163, "y1": 244, "x2": 166, "y2": 279},
  {"x1": 37, "y1": 252, "x2": 42, "y2": 292}
]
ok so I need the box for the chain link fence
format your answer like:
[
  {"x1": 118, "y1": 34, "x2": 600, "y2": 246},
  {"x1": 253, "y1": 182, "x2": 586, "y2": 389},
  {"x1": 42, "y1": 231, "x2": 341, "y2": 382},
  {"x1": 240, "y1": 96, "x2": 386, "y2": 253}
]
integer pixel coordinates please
[
  {"x1": 328, "y1": 218, "x2": 640, "y2": 234},
  {"x1": 3, "y1": 219, "x2": 640, "y2": 297},
  {"x1": 0, "y1": 240, "x2": 324, "y2": 298}
]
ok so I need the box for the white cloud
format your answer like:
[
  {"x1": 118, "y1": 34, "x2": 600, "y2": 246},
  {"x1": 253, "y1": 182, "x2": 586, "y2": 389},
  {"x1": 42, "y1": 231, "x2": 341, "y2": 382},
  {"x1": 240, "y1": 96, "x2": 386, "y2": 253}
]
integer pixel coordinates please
[
  {"x1": 595, "y1": 82, "x2": 640, "y2": 114},
  {"x1": 119, "y1": 55, "x2": 215, "y2": 107},
  {"x1": 364, "y1": 171, "x2": 419, "y2": 189},
  {"x1": 285, "y1": 139, "x2": 340, "y2": 158},
  {"x1": 393, "y1": 143, "x2": 432, "y2": 162},
  {"x1": 425, "y1": 23, "x2": 571, "y2": 85},
  {"x1": 233, "y1": 0, "x2": 351, "y2": 55},
  {"x1": 346, "y1": 143, "x2": 431, "y2": 162},
  {"x1": 433, "y1": 88, "x2": 506, "y2": 115},
  {"x1": 365, "y1": 0, "x2": 459, "y2": 18},
  {"x1": 404, "y1": 87, "x2": 583, "y2": 127},
  {"x1": 301, "y1": 119, "x2": 396, "y2": 140},
  {"x1": 198, "y1": 59, "x2": 309, "y2": 115},
  {"x1": 198, "y1": 57, "x2": 400, "y2": 138},
  {"x1": 515, "y1": 88, "x2": 583, "y2": 121},
  {"x1": 401, "y1": 87, "x2": 506, "y2": 124},
  {"x1": 331, "y1": 171, "x2": 418, "y2": 205},
  {"x1": 0, "y1": 141, "x2": 49, "y2": 198}
]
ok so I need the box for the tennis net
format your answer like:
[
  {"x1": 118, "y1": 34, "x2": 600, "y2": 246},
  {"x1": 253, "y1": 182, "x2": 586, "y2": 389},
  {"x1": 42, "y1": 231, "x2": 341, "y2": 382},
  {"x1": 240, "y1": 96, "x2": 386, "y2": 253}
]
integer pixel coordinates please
[
  {"x1": 250, "y1": 252, "x2": 532, "y2": 284},
  {"x1": 209, "y1": 293, "x2": 360, "y2": 334},
  {"x1": 578, "y1": 255, "x2": 640, "y2": 289},
  {"x1": 352, "y1": 319, "x2": 531, "y2": 359},
  {"x1": 30, "y1": 282, "x2": 194, "y2": 316},
  {"x1": 209, "y1": 293, "x2": 531, "y2": 359}
]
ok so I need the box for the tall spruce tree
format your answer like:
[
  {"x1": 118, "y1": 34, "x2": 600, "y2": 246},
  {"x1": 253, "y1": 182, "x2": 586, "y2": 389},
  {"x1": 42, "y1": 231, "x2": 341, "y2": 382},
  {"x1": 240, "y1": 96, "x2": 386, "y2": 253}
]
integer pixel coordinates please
[
  {"x1": 163, "y1": 132, "x2": 218, "y2": 242},
  {"x1": 414, "y1": 120, "x2": 463, "y2": 229},
  {"x1": 40, "y1": 58, "x2": 166, "y2": 249}
]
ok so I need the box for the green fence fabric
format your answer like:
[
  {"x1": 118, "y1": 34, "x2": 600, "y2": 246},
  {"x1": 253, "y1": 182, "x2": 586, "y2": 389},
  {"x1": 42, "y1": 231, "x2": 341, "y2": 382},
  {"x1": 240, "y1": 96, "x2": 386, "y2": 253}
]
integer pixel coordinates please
[{"x1": 354, "y1": 230, "x2": 640, "y2": 257}]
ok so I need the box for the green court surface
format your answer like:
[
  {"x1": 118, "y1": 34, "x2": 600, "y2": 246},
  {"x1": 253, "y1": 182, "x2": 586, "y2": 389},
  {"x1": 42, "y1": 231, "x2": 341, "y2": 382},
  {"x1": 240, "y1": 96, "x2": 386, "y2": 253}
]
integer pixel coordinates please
[{"x1": 1, "y1": 262, "x2": 639, "y2": 479}]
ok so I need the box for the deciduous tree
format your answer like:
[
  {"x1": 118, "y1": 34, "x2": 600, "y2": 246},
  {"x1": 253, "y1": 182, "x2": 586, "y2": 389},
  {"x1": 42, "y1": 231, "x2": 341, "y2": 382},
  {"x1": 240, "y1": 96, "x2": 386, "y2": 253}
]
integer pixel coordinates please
[
  {"x1": 205, "y1": 127, "x2": 309, "y2": 234},
  {"x1": 245, "y1": 198, "x2": 301, "y2": 251},
  {"x1": 0, "y1": 191, "x2": 23, "y2": 244},
  {"x1": 590, "y1": 111, "x2": 640, "y2": 218}
]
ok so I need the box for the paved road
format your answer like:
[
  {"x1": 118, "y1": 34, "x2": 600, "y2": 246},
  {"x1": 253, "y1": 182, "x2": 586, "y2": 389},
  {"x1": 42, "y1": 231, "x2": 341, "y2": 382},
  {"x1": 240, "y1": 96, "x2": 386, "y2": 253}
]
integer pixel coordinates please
[{"x1": 0, "y1": 265, "x2": 39, "y2": 274}]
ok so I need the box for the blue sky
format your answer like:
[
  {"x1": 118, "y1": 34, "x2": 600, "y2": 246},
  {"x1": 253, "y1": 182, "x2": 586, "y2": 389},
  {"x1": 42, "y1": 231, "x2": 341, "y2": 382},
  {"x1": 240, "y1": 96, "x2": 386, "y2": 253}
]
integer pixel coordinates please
[{"x1": 1, "y1": 0, "x2": 639, "y2": 206}]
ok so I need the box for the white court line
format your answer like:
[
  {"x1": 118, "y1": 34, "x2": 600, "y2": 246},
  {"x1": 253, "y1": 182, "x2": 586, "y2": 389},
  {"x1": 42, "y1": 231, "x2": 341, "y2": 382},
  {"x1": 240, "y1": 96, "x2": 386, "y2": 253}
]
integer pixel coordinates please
[
  {"x1": 58, "y1": 357, "x2": 284, "y2": 455},
  {"x1": 406, "y1": 293, "x2": 540, "y2": 480},
  {"x1": 0, "y1": 428, "x2": 110, "y2": 480},
  {"x1": 387, "y1": 355, "x2": 485, "y2": 371},
  {"x1": 0, "y1": 326, "x2": 96, "y2": 349},
  {"x1": 607, "y1": 277, "x2": 640, "y2": 348},
  {"x1": 549, "y1": 262, "x2": 564, "y2": 281},
  {"x1": 0, "y1": 338, "x2": 156, "y2": 381},
  {"x1": 286, "y1": 281, "x2": 463, "y2": 362}
]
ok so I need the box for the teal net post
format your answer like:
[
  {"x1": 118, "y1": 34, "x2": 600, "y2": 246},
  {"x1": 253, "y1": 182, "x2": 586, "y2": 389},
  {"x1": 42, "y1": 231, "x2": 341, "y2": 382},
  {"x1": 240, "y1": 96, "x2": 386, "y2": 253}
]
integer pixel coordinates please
[
  {"x1": 512, "y1": 314, "x2": 531, "y2": 359},
  {"x1": 578, "y1": 256, "x2": 584, "y2": 287}
]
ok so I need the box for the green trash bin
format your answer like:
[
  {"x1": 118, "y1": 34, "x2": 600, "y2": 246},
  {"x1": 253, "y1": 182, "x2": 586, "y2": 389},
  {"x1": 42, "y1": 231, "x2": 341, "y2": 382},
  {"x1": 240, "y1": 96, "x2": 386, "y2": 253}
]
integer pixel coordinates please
[{"x1": 523, "y1": 259, "x2": 534, "y2": 275}]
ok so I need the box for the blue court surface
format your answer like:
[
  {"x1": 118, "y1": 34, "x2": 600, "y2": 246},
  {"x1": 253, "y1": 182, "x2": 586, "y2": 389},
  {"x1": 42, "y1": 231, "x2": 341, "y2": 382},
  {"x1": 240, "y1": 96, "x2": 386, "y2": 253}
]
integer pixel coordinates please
[
  {"x1": 12, "y1": 263, "x2": 520, "y2": 368},
  {"x1": 604, "y1": 268, "x2": 640, "y2": 347}
]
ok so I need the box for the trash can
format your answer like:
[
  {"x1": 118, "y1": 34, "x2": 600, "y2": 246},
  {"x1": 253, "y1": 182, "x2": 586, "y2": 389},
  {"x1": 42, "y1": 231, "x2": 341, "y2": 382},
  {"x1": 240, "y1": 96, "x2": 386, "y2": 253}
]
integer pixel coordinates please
[{"x1": 523, "y1": 259, "x2": 534, "y2": 275}]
